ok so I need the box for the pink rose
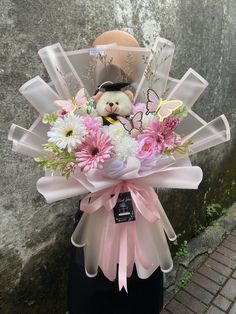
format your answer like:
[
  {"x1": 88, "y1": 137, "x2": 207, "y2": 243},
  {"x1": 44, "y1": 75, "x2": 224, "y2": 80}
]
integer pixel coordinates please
[
  {"x1": 143, "y1": 120, "x2": 165, "y2": 139},
  {"x1": 137, "y1": 135, "x2": 158, "y2": 159}
]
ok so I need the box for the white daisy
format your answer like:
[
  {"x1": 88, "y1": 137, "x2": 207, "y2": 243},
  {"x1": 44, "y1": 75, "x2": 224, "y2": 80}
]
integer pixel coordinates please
[
  {"x1": 47, "y1": 114, "x2": 87, "y2": 152},
  {"x1": 105, "y1": 122, "x2": 138, "y2": 161},
  {"x1": 114, "y1": 136, "x2": 138, "y2": 161}
]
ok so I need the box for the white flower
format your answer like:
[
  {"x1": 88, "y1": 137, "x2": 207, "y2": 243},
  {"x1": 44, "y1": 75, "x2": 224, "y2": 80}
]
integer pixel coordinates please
[
  {"x1": 114, "y1": 136, "x2": 138, "y2": 161},
  {"x1": 106, "y1": 123, "x2": 128, "y2": 142},
  {"x1": 47, "y1": 114, "x2": 87, "y2": 152},
  {"x1": 105, "y1": 122, "x2": 138, "y2": 161}
]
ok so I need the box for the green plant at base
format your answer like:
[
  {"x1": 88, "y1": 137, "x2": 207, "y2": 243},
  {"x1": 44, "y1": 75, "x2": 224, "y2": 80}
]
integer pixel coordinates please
[
  {"x1": 206, "y1": 203, "x2": 221, "y2": 218},
  {"x1": 177, "y1": 271, "x2": 194, "y2": 290},
  {"x1": 206, "y1": 203, "x2": 228, "y2": 219},
  {"x1": 210, "y1": 220, "x2": 219, "y2": 226},
  {"x1": 173, "y1": 231, "x2": 186, "y2": 246},
  {"x1": 175, "y1": 240, "x2": 189, "y2": 257},
  {"x1": 193, "y1": 224, "x2": 206, "y2": 236}
]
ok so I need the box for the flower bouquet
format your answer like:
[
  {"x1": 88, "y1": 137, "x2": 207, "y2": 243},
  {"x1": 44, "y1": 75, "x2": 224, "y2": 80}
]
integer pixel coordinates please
[{"x1": 8, "y1": 31, "x2": 230, "y2": 292}]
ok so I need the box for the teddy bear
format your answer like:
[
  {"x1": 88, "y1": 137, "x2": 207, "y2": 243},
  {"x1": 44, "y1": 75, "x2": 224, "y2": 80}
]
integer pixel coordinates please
[{"x1": 93, "y1": 82, "x2": 134, "y2": 126}]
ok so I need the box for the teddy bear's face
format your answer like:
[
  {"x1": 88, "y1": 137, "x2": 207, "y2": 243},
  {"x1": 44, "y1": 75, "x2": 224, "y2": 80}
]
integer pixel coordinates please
[{"x1": 95, "y1": 91, "x2": 133, "y2": 117}]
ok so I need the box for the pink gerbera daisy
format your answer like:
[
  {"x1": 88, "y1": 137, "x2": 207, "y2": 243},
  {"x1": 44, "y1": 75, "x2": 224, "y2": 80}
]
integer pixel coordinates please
[{"x1": 75, "y1": 131, "x2": 114, "y2": 172}]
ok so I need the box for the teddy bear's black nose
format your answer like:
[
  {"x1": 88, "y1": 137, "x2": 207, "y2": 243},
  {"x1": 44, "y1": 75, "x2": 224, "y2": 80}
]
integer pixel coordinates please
[{"x1": 109, "y1": 102, "x2": 114, "y2": 107}]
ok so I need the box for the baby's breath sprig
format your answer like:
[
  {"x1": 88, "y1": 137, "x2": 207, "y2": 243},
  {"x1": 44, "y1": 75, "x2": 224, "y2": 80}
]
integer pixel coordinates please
[{"x1": 86, "y1": 97, "x2": 96, "y2": 114}]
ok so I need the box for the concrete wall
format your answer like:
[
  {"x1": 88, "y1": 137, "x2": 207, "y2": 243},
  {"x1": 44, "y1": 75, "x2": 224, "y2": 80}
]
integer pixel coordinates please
[{"x1": 1, "y1": 0, "x2": 235, "y2": 312}]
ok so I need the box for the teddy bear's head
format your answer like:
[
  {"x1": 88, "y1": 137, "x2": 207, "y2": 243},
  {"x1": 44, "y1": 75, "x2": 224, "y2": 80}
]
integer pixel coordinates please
[{"x1": 94, "y1": 83, "x2": 134, "y2": 117}]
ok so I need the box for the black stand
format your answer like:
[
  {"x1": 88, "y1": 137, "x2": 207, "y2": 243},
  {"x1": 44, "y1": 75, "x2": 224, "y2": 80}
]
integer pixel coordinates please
[{"x1": 67, "y1": 209, "x2": 164, "y2": 314}]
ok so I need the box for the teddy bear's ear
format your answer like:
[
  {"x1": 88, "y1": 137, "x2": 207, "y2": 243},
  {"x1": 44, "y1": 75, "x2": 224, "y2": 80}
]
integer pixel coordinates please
[
  {"x1": 93, "y1": 91, "x2": 104, "y2": 104},
  {"x1": 124, "y1": 90, "x2": 134, "y2": 102}
]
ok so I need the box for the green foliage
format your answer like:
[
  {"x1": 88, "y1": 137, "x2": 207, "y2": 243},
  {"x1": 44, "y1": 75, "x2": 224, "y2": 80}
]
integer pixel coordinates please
[
  {"x1": 42, "y1": 143, "x2": 62, "y2": 154},
  {"x1": 206, "y1": 203, "x2": 221, "y2": 217},
  {"x1": 171, "y1": 232, "x2": 189, "y2": 258},
  {"x1": 42, "y1": 112, "x2": 58, "y2": 124},
  {"x1": 173, "y1": 106, "x2": 189, "y2": 118},
  {"x1": 173, "y1": 230, "x2": 189, "y2": 257},
  {"x1": 175, "y1": 147, "x2": 186, "y2": 155},
  {"x1": 175, "y1": 240, "x2": 189, "y2": 257},
  {"x1": 191, "y1": 203, "x2": 228, "y2": 238},
  {"x1": 173, "y1": 231, "x2": 186, "y2": 246},
  {"x1": 177, "y1": 271, "x2": 194, "y2": 290},
  {"x1": 210, "y1": 220, "x2": 219, "y2": 226},
  {"x1": 191, "y1": 203, "x2": 228, "y2": 237},
  {"x1": 34, "y1": 143, "x2": 76, "y2": 178},
  {"x1": 193, "y1": 224, "x2": 206, "y2": 236},
  {"x1": 176, "y1": 139, "x2": 193, "y2": 154},
  {"x1": 206, "y1": 203, "x2": 228, "y2": 219},
  {"x1": 165, "y1": 139, "x2": 193, "y2": 157}
]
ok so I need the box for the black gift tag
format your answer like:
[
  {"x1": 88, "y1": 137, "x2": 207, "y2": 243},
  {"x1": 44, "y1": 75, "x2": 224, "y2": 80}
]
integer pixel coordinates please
[{"x1": 113, "y1": 192, "x2": 135, "y2": 224}]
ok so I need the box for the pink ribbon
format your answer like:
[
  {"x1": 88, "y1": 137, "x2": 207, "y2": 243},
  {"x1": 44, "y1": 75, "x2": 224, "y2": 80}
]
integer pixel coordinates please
[
  {"x1": 80, "y1": 181, "x2": 160, "y2": 292},
  {"x1": 80, "y1": 182, "x2": 160, "y2": 222}
]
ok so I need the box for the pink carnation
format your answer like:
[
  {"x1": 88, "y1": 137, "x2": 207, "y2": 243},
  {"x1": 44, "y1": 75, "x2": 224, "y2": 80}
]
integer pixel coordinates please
[
  {"x1": 75, "y1": 131, "x2": 114, "y2": 172},
  {"x1": 141, "y1": 118, "x2": 182, "y2": 155},
  {"x1": 163, "y1": 116, "x2": 180, "y2": 132},
  {"x1": 143, "y1": 120, "x2": 164, "y2": 140}
]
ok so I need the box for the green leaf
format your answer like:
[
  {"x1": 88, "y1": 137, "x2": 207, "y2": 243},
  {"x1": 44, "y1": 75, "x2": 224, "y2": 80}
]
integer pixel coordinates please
[
  {"x1": 42, "y1": 112, "x2": 58, "y2": 124},
  {"x1": 173, "y1": 106, "x2": 189, "y2": 117},
  {"x1": 175, "y1": 147, "x2": 186, "y2": 154},
  {"x1": 182, "y1": 139, "x2": 193, "y2": 147},
  {"x1": 42, "y1": 143, "x2": 63, "y2": 155},
  {"x1": 34, "y1": 141, "x2": 77, "y2": 179},
  {"x1": 177, "y1": 272, "x2": 194, "y2": 290}
]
